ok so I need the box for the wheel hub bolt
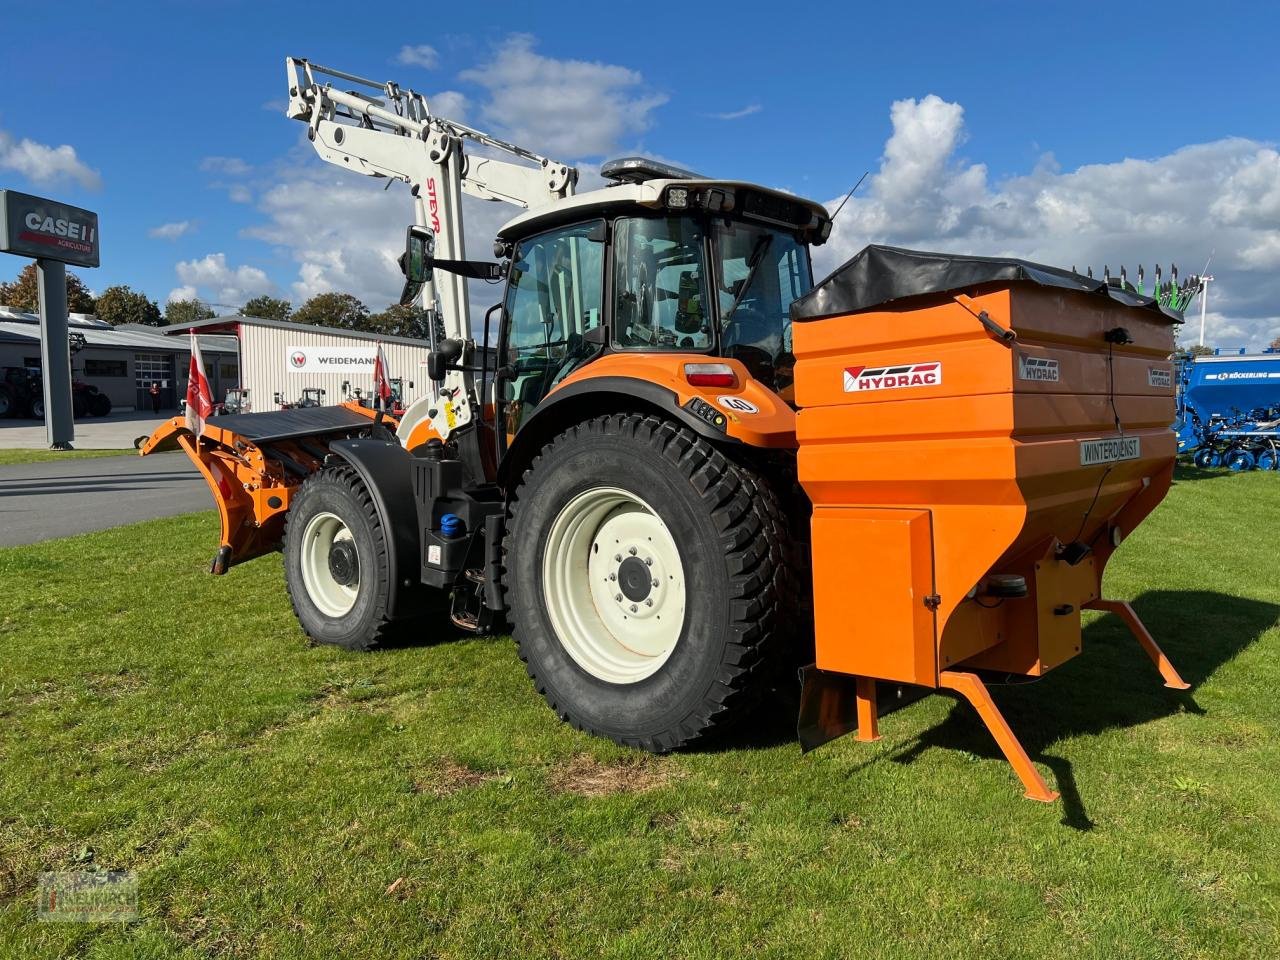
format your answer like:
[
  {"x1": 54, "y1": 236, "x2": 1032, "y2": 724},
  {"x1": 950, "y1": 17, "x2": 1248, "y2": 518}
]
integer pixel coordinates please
[
  {"x1": 652, "y1": 578, "x2": 659, "y2": 588},
  {"x1": 628, "y1": 546, "x2": 637, "y2": 556},
  {"x1": 645, "y1": 599, "x2": 653, "y2": 607},
  {"x1": 609, "y1": 573, "x2": 616, "y2": 581},
  {"x1": 615, "y1": 594, "x2": 622, "y2": 602},
  {"x1": 615, "y1": 554, "x2": 622, "y2": 562},
  {"x1": 630, "y1": 604, "x2": 638, "y2": 612},
  {"x1": 644, "y1": 557, "x2": 652, "y2": 566}
]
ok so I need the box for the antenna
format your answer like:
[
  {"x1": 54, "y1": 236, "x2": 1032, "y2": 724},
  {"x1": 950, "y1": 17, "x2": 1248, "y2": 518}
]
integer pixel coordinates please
[{"x1": 830, "y1": 171, "x2": 870, "y2": 221}]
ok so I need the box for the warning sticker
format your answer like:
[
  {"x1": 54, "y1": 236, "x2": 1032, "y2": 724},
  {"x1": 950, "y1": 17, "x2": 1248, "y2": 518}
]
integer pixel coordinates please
[
  {"x1": 717, "y1": 396, "x2": 758, "y2": 414},
  {"x1": 843, "y1": 362, "x2": 942, "y2": 393},
  {"x1": 1018, "y1": 356, "x2": 1060, "y2": 382},
  {"x1": 1148, "y1": 367, "x2": 1172, "y2": 388}
]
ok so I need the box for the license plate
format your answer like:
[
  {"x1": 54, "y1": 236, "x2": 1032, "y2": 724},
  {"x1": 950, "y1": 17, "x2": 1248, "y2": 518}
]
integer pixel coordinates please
[{"x1": 1080, "y1": 436, "x2": 1141, "y2": 466}]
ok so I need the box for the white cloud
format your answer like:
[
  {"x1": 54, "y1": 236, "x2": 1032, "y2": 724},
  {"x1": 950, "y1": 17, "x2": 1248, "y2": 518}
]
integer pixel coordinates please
[
  {"x1": 173, "y1": 253, "x2": 274, "y2": 306},
  {"x1": 167, "y1": 285, "x2": 198, "y2": 303},
  {"x1": 228, "y1": 184, "x2": 252, "y2": 204},
  {"x1": 710, "y1": 104, "x2": 761, "y2": 121},
  {"x1": 246, "y1": 164, "x2": 513, "y2": 328},
  {"x1": 396, "y1": 44, "x2": 440, "y2": 69},
  {"x1": 459, "y1": 34, "x2": 666, "y2": 159},
  {"x1": 819, "y1": 95, "x2": 1280, "y2": 350},
  {"x1": 149, "y1": 220, "x2": 194, "y2": 241},
  {"x1": 200, "y1": 156, "x2": 251, "y2": 176},
  {"x1": 242, "y1": 39, "x2": 665, "y2": 325},
  {"x1": 0, "y1": 128, "x2": 101, "y2": 190},
  {"x1": 428, "y1": 90, "x2": 469, "y2": 123}
]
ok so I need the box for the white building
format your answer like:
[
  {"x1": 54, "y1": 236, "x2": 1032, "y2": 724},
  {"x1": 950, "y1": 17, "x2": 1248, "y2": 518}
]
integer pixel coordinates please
[
  {"x1": 0, "y1": 307, "x2": 237, "y2": 413},
  {"x1": 173, "y1": 315, "x2": 432, "y2": 412}
]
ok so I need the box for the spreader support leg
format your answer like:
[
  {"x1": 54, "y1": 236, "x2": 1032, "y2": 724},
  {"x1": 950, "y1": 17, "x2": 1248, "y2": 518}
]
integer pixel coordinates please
[
  {"x1": 1086, "y1": 599, "x2": 1190, "y2": 690},
  {"x1": 938, "y1": 670, "x2": 1059, "y2": 803},
  {"x1": 854, "y1": 676, "x2": 880, "y2": 742}
]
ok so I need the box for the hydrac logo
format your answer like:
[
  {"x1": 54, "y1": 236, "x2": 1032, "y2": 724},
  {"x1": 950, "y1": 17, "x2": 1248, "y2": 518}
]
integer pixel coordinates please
[{"x1": 843, "y1": 362, "x2": 942, "y2": 393}]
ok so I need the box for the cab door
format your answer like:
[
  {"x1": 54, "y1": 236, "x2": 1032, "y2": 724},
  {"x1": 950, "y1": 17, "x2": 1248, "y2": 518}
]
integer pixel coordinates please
[{"x1": 497, "y1": 220, "x2": 605, "y2": 447}]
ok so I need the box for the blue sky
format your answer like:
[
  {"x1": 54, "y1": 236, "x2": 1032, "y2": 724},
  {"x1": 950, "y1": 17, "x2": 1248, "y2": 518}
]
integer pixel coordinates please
[{"x1": 2, "y1": 0, "x2": 1278, "y2": 346}]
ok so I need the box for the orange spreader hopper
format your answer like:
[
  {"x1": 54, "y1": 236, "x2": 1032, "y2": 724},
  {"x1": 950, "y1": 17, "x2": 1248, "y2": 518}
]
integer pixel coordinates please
[{"x1": 791, "y1": 246, "x2": 1188, "y2": 801}]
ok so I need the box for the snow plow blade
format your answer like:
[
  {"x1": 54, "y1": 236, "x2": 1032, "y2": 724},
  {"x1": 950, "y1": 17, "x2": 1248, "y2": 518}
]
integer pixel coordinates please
[{"x1": 139, "y1": 403, "x2": 393, "y2": 573}]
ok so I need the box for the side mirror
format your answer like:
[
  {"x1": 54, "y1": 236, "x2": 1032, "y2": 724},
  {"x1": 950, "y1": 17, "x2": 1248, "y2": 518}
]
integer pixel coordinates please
[
  {"x1": 427, "y1": 338, "x2": 465, "y2": 382},
  {"x1": 399, "y1": 225, "x2": 435, "y2": 306}
]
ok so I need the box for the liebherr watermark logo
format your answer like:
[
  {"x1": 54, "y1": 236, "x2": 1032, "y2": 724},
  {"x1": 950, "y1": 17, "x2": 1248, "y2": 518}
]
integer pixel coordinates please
[
  {"x1": 38, "y1": 870, "x2": 138, "y2": 923},
  {"x1": 1018, "y1": 356, "x2": 1060, "y2": 382},
  {"x1": 843, "y1": 362, "x2": 942, "y2": 393}
]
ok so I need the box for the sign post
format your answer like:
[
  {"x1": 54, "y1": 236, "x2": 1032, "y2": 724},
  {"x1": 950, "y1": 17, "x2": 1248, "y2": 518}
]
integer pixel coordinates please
[{"x1": 0, "y1": 190, "x2": 100, "y2": 450}]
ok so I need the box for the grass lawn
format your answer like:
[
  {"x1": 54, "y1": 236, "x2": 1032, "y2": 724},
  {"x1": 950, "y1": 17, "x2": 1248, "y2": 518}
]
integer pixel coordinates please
[
  {"x1": 1, "y1": 467, "x2": 1277, "y2": 958},
  {"x1": 0, "y1": 449, "x2": 134, "y2": 466}
]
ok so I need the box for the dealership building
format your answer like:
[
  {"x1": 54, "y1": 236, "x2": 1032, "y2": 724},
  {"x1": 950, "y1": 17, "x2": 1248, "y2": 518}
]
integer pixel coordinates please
[
  {"x1": 0, "y1": 307, "x2": 238, "y2": 412},
  {"x1": 0, "y1": 308, "x2": 432, "y2": 416},
  {"x1": 172, "y1": 315, "x2": 432, "y2": 412}
]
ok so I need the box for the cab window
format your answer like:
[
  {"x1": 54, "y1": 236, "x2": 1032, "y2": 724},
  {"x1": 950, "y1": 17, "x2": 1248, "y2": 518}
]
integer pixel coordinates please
[
  {"x1": 501, "y1": 221, "x2": 604, "y2": 436},
  {"x1": 612, "y1": 217, "x2": 711, "y2": 351}
]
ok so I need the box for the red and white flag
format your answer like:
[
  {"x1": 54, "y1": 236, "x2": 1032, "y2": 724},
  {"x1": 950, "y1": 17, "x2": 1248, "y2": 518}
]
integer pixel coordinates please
[
  {"x1": 372, "y1": 341, "x2": 392, "y2": 407},
  {"x1": 185, "y1": 330, "x2": 214, "y2": 435}
]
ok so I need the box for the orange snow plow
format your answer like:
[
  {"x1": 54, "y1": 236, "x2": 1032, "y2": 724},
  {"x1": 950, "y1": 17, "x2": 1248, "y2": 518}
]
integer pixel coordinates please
[
  {"x1": 791, "y1": 246, "x2": 1186, "y2": 801},
  {"x1": 140, "y1": 402, "x2": 395, "y2": 573}
]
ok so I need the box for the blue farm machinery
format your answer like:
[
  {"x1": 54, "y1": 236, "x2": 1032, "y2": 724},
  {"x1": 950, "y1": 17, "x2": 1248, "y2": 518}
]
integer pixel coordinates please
[{"x1": 1176, "y1": 352, "x2": 1280, "y2": 470}]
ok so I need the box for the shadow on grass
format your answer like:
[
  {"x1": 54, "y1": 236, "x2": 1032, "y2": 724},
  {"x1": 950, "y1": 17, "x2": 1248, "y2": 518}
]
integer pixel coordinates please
[
  {"x1": 1171, "y1": 462, "x2": 1248, "y2": 484},
  {"x1": 893, "y1": 590, "x2": 1278, "y2": 829}
]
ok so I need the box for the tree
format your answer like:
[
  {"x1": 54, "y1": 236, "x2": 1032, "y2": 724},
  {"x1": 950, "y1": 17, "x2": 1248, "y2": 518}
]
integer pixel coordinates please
[
  {"x1": 165, "y1": 298, "x2": 215, "y2": 327},
  {"x1": 0, "y1": 263, "x2": 95, "y2": 313},
  {"x1": 367, "y1": 303, "x2": 430, "y2": 339},
  {"x1": 1184, "y1": 344, "x2": 1214, "y2": 357},
  {"x1": 292, "y1": 292, "x2": 369, "y2": 330},
  {"x1": 241, "y1": 295, "x2": 292, "y2": 322},
  {"x1": 95, "y1": 285, "x2": 162, "y2": 326}
]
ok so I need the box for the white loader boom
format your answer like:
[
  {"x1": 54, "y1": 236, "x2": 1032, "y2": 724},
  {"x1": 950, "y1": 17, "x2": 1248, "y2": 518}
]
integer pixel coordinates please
[{"x1": 285, "y1": 57, "x2": 578, "y2": 444}]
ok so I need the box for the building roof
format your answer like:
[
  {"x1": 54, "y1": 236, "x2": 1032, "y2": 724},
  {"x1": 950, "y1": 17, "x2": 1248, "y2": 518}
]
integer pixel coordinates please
[
  {"x1": 0, "y1": 309, "x2": 236, "y2": 353},
  {"x1": 171, "y1": 315, "x2": 431, "y2": 349}
]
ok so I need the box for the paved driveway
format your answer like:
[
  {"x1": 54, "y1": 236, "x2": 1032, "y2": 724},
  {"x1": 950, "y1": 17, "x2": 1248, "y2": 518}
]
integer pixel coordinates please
[
  {"x1": 0, "y1": 410, "x2": 173, "y2": 450},
  {"x1": 0, "y1": 452, "x2": 210, "y2": 546}
]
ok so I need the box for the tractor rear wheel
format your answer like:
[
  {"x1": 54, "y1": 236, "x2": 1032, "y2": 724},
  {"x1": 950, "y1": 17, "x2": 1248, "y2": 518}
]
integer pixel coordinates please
[
  {"x1": 283, "y1": 464, "x2": 398, "y2": 651},
  {"x1": 505, "y1": 413, "x2": 801, "y2": 752},
  {"x1": 0, "y1": 387, "x2": 12, "y2": 418}
]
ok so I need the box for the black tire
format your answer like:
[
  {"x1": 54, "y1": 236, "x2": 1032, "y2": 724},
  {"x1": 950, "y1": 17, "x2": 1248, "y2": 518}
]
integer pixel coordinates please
[
  {"x1": 89, "y1": 392, "x2": 112, "y2": 417},
  {"x1": 29, "y1": 396, "x2": 44, "y2": 419},
  {"x1": 72, "y1": 393, "x2": 87, "y2": 419},
  {"x1": 504, "y1": 413, "x2": 801, "y2": 752},
  {"x1": 283, "y1": 464, "x2": 398, "y2": 651},
  {"x1": 0, "y1": 387, "x2": 12, "y2": 418}
]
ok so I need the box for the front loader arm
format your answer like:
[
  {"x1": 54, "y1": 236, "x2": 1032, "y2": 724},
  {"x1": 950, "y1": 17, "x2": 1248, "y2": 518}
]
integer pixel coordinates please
[{"x1": 285, "y1": 57, "x2": 576, "y2": 445}]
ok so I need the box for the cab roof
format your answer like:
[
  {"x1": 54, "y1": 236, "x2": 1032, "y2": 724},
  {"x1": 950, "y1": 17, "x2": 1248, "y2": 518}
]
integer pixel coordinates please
[{"x1": 496, "y1": 177, "x2": 833, "y2": 246}]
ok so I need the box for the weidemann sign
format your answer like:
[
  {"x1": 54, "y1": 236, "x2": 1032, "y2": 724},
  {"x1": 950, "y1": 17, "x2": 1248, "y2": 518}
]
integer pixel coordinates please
[
  {"x1": 286, "y1": 345, "x2": 378, "y2": 373},
  {"x1": 0, "y1": 190, "x2": 100, "y2": 268}
]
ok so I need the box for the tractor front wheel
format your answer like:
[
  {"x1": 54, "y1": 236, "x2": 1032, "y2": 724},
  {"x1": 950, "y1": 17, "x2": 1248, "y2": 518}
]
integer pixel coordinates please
[
  {"x1": 284, "y1": 465, "x2": 398, "y2": 651},
  {"x1": 505, "y1": 413, "x2": 800, "y2": 752}
]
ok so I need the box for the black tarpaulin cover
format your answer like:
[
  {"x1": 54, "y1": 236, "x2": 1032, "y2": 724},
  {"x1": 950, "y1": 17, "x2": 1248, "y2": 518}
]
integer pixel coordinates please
[{"x1": 791, "y1": 245, "x2": 1183, "y2": 324}]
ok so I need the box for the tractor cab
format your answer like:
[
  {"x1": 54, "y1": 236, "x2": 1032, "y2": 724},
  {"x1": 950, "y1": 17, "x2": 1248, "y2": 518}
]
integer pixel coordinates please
[{"x1": 487, "y1": 159, "x2": 832, "y2": 437}]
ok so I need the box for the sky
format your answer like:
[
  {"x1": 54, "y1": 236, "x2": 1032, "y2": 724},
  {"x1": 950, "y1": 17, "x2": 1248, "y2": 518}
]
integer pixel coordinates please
[{"x1": 1, "y1": 0, "x2": 1278, "y2": 348}]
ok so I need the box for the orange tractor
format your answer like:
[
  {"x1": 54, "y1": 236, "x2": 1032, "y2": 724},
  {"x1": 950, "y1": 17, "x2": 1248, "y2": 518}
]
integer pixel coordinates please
[{"x1": 143, "y1": 60, "x2": 1189, "y2": 800}]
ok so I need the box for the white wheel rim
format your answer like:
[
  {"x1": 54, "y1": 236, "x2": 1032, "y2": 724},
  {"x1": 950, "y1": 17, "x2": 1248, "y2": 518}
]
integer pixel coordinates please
[
  {"x1": 542, "y1": 486, "x2": 686, "y2": 684},
  {"x1": 300, "y1": 511, "x2": 360, "y2": 617}
]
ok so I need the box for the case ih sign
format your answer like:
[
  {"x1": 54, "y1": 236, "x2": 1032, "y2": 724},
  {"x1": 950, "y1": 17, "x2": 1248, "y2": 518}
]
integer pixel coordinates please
[{"x1": 0, "y1": 190, "x2": 100, "y2": 268}]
